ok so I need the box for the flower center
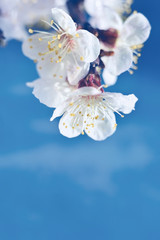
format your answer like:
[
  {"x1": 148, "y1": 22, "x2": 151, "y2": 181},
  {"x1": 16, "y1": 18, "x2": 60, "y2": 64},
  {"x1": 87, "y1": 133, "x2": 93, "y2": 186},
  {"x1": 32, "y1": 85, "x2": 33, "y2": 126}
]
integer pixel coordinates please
[
  {"x1": 28, "y1": 19, "x2": 77, "y2": 63},
  {"x1": 98, "y1": 28, "x2": 118, "y2": 48}
]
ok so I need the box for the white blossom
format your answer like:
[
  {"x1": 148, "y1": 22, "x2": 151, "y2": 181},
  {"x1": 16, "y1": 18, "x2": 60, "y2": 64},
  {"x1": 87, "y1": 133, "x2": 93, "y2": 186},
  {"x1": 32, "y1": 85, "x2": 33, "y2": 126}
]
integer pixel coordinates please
[
  {"x1": 50, "y1": 87, "x2": 138, "y2": 141},
  {"x1": 0, "y1": 0, "x2": 67, "y2": 41},
  {"x1": 22, "y1": 8, "x2": 100, "y2": 85},
  {"x1": 100, "y1": 10, "x2": 151, "y2": 86}
]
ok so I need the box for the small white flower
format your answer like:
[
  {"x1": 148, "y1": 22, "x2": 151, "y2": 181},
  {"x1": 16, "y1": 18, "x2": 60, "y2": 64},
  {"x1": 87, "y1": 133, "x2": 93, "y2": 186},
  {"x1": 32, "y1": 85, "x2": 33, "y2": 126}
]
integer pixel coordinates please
[
  {"x1": 22, "y1": 8, "x2": 100, "y2": 85},
  {"x1": 0, "y1": 0, "x2": 67, "y2": 41},
  {"x1": 99, "y1": 10, "x2": 151, "y2": 86},
  {"x1": 50, "y1": 87, "x2": 138, "y2": 141}
]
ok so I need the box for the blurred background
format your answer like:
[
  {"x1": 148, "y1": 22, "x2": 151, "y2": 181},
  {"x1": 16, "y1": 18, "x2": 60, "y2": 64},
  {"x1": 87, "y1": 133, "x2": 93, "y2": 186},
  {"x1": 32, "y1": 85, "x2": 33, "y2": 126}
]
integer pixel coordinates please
[{"x1": 0, "y1": 0, "x2": 160, "y2": 239}]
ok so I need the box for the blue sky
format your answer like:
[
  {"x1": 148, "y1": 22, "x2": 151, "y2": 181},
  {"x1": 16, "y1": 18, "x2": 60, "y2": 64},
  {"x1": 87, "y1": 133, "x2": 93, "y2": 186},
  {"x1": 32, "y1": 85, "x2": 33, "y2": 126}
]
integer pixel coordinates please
[{"x1": 0, "y1": 0, "x2": 160, "y2": 239}]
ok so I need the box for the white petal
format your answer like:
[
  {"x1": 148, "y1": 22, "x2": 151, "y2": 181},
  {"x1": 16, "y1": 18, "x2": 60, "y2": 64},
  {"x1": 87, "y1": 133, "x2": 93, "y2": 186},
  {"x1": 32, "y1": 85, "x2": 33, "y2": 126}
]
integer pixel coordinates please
[
  {"x1": 72, "y1": 87, "x2": 101, "y2": 97},
  {"x1": 36, "y1": 56, "x2": 66, "y2": 79},
  {"x1": 22, "y1": 33, "x2": 53, "y2": 60},
  {"x1": 86, "y1": 108, "x2": 116, "y2": 141},
  {"x1": 121, "y1": 13, "x2": 151, "y2": 46},
  {"x1": 67, "y1": 61, "x2": 90, "y2": 85},
  {"x1": 89, "y1": 6, "x2": 123, "y2": 30},
  {"x1": 51, "y1": 8, "x2": 76, "y2": 35},
  {"x1": 84, "y1": 0, "x2": 103, "y2": 16},
  {"x1": 102, "y1": 45, "x2": 133, "y2": 76},
  {"x1": 103, "y1": 92, "x2": 138, "y2": 114},
  {"x1": 50, "y1": 100, "x2": 69, "y2": 121},
  {"x1": 27, "y1": 78, "x2": 74, "y2": 108},
  {"x1": 102, "y1": 68, "x2": 118, "y2": 86},
  {"x1": 74, "y1": 29, "x2": 100, "y2": 63},
  {"x1": 59, "y1": 111, "x2": 83, "y2": 138}
]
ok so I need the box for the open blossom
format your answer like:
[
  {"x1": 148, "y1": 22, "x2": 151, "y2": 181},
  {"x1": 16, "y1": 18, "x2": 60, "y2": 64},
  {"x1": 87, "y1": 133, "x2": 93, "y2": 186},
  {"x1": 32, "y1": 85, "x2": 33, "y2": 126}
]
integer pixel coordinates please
[
  {"x1": 50, "y1": 87, "x2": 138, "y2": 141},
  {"x1": 97, "y1": 9, "x2": 151, "y2": 86},
  {"x1": 0, "y1": 0, "x2": 67, "y2": 41},
  {"x1": 22, "y1": 8, "x2": 100, "y2": 85}
]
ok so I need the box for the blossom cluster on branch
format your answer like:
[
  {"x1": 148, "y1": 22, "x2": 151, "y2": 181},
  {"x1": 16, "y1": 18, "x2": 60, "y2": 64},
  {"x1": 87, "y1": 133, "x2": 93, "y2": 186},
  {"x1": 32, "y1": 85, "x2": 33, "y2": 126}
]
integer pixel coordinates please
[{"x1": 0, "y1": 0, "x2": 151, "y2": 141}]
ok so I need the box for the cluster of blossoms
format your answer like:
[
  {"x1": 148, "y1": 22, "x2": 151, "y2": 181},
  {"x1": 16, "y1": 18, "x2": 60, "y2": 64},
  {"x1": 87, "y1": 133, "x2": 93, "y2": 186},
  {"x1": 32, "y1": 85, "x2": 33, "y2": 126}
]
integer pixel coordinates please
[{"x1": 0, "y1": 0, "x2": 151, "y2": 141}]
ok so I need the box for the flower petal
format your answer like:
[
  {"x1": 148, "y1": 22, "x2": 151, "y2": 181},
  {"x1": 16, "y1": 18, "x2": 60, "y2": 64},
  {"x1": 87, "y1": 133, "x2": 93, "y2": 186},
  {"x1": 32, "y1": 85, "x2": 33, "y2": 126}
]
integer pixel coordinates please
[
  {"x1": 72, "y1": 87, "x2": 101, "y2": 97},
  {"x1": 22, "y1": 33, "x2": 53, "y2": 60},
  {"x1": 103, "y1": 92, "x2": 138, "y2": 114},
  {"x1": 102, "y1": 68, "x2": 118, "y2": 86},
  {"x1": 74, "y1": 29, "x2": 100, "y2": 63},
  {"x1": 51, "y1": 8, "x2": 76, "y2": 35},
  {"x1": 86, "y1": 108, "x2": 116, "y2": 141},
  {"x1": 36, "y1": 56, "x2": 66, "y2": 80},
  {"x1": 102, "y1": 45, "x2": 133, "y2": 76},
  {"x1": 89, "y1": 6, "x2": 123, "y2": 31},
  {"x1": 50, "y1": 100, "x2": 69, "y2": 121},
  {"x1": 121, "y1": 13, "x2": 151, "y2": 46},
  {"x1": 59, "y1": 111, "x2": 84, "y2": 138},
  {"x1": 67, "y1": 61, "x2": 90, "y2": 85},
  {"x1": 27, "y1": 78, "x2": 74, "y2": 108}
]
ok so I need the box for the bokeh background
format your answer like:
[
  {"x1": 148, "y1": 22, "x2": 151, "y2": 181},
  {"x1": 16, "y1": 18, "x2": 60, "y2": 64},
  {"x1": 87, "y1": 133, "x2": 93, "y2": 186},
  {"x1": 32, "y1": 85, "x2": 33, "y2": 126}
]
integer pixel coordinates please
[{"x1": 0, "y1": 0, "x2": 160, "y2": 239}]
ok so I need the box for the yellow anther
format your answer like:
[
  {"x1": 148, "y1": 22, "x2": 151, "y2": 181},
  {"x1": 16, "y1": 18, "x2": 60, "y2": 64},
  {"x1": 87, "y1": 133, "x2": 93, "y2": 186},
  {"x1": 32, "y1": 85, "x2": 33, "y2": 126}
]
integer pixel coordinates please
[
  {"x1": 69, "y1": 102, "x2": 74, "y2": 106},
  {"x1": 51, "y1": 20, "x2": 54, "y2": 25},
  {"x1": 65, "y1": 126, "x2": 68, "y2": 128},
  {"x1": 38, "y1": 38, "x2": 42, "y2": 41},
  {"x1": 114, "y1": 124, "x2": 118, "y2": 129},
  {"x1": 76, "y1": 124, "x2": 79, "y2": 126},
  {"x1": 77, "y1": 66, "x2": 80, "y2": 70},
  {"x1": 30, "y1": 46, "x2": 33, "y2": 49},
  {"x1": 53, "y1": 74, "x2": 57, "y2": 77},
  {"x1": 59, "y1": 75, "x2": 63, "y2": 79},
  {"x1": 55, "y1": 50, "x2": 59, "y2": 55},
  {"x1": 104, "y1": 84, "x2": 108, "y2": 88},
  {"x1": 72, "y1": 127, "x2": 75, "y2": 129},
  {"x1": 70, "y1": 113, "x2": 75, "y2": 117},
  {"x1": 82, "y1": 131, "x2": 84, "y2": 135},
  {"x1": 41, "y1": 57, "x2": 44, "y2": 60},
  {"x1": 29, "y1": 28, "x2": 33, "y2": 33},
  {"x1": 63, "y1": 123, "x2": 65, "y2": 126},
  {"x1": 95, "y1": 115, "x2": 99, "y2": 120},
  {"x1": 38, "y1": 52, "x2": 42, "y2": 56},
  {"x1": 87, "y1": 104, "x2": 90, "y2": 107},
  {"x1": 121, "y1": 115, "x2": 124, "y2": 118},
  {"x1": 80, "y1": 56, "x2": 84, "y2": 61},
  {"x1": 102, "y1": 118, "x2": 104, "y2": 121},
  {"x1": 39, "y1": 66, "x2": 42, "y2": 70},
  {"x1": 28, "y1": 38, "x2": 32, "y2": 42},
  {"x1": 79, "y1": 111, "x2": 82, "y2": 114},
  {"x1": 133, "y1": 10, "x2": 138, "y2": 14},
  {"x1": 75, "y1": 33, "x2": 79, "y2": 37},
  {"x1": 58, "y1": 43, "x2": 62, "y2": 48},
  {"x1": 129, "y1": 70, "x2": 134, "y2": 75},
  {"x1": 52, "y1": 36, "x2": 57, "y2": 40},
  {"x1": 33, "y1": 59, "x2": 37, "y2": 63},
  {"x1": 48, "y1": 41, "x2": 51, "y2": 45},
  {"x1": 57, "y1": 35, "x2": 61, "y2": 40}
]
